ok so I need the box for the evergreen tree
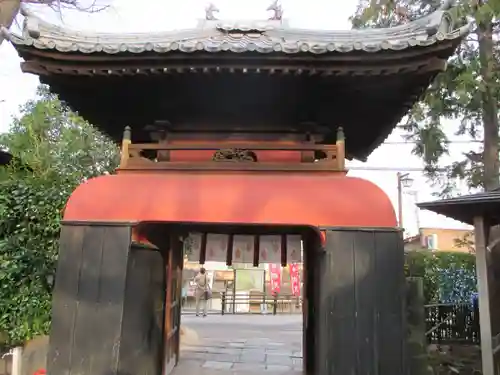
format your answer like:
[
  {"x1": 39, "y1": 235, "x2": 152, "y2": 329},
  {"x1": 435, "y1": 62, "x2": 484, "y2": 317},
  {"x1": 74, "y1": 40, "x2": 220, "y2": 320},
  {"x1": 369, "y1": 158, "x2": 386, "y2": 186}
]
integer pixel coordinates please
[
  {"x1": 0, "y1": 85, "x2": 119, "y2": 347},
  {"x1": 352, "y1": 0, "x2": 500, "y2": 194}
]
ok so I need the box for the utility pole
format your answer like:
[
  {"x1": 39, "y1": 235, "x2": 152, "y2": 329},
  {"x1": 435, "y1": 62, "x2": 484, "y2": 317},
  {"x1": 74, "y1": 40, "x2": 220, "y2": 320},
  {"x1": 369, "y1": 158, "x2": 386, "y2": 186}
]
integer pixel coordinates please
[
  {"x1": 397, "y1": 172, "x2": 403, "y2": 228},
  {"x1": 397, "y1": 172, "x2": 413, "y2": 229}
]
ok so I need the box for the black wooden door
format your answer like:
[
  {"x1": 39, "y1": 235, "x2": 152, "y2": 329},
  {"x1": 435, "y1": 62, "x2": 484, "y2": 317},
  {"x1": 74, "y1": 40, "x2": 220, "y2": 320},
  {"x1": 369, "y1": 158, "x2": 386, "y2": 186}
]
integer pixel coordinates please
[
  {"x1": 314, "y1": 228, "x2": 406, "y2": 375},
  {"x1": 120, "y1": 244, "x2": 166, "y2": 375},
  {"x1": 47, "y1": 225, "x2": 167, "y2": 375}
]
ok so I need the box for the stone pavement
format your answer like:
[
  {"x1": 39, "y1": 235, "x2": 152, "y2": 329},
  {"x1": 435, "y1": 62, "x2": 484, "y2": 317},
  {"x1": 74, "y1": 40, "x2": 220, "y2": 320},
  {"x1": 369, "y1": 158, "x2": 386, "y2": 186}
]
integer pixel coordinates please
[{"x1": 173, "y1": 314, "x2": 303, "y2": 375}]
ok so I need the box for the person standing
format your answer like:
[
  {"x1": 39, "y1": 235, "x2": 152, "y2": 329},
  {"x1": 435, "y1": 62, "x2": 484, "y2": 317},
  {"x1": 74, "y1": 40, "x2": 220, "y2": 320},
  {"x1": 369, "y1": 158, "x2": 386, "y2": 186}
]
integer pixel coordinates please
[
  {"x1": 194, "y1": 267, "x2": 209, "y2": 317},
  {"x1": 181, "y1": 283, "x2": 187, "y2": 307}
]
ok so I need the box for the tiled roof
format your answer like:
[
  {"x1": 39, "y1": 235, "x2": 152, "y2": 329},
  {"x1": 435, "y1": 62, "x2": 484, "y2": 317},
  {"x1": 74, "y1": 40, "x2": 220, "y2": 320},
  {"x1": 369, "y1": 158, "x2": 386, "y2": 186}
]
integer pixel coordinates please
[{"x1": 2, "y1": 2, "x2": 470, "y2": 55}]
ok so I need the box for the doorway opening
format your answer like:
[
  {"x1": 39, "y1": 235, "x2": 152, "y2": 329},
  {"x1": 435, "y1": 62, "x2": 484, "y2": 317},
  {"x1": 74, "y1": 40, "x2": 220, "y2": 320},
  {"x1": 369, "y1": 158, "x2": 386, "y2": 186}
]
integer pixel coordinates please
[{"x1": 134, "y1": 222, "x2": 321, "y2": 375}]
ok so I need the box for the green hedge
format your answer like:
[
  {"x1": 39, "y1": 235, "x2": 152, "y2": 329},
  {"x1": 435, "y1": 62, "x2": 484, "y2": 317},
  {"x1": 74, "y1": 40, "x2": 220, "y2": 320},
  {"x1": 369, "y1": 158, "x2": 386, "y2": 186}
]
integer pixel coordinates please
[{"x1": 405, "y1": 251, "x2": 477, "y2": 304}]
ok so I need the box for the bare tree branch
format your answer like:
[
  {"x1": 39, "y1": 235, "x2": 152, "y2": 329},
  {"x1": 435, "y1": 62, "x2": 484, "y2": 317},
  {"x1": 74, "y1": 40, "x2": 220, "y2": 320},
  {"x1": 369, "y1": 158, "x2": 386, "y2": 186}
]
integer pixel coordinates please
[
  {"x1": 21, "y1": 0, "x2": 109, "y2": 13},
  {"x1": 0, "y1": 0, "x2": 109, "y2": 45}
]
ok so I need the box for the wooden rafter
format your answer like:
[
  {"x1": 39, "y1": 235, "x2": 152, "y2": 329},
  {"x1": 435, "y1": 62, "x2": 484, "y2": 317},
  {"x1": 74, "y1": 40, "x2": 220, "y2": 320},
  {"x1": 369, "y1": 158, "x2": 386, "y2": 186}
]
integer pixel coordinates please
[{"x1": 20, "y1": 58, "x2": 447, "y2": 77}]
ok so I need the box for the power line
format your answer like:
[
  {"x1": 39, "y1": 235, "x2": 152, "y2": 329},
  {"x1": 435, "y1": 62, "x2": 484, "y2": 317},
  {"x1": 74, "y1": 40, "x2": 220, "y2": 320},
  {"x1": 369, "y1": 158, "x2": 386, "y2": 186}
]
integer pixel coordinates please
[
  {"x1": 346, "y1": 166, "x2": 446, "y2": 172},
  {"x1": 383, "y1": 140, "x2": 482, "y2": 145}
]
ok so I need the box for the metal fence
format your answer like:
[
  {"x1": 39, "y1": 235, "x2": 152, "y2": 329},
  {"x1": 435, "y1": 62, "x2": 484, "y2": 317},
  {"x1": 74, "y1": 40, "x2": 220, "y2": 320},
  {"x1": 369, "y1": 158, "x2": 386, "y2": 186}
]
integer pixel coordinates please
[
  {"x1": 220, "y1": 292, "x2": 302, "y2": 315},
  {"x1": 182, "y1": 295, "x2": 479, "y2": 344},
  {"x1": 424, "y1": 303, "x2": 480, "y2": 344},
  {"x1": 182, "y1": 292, "x2": 302, "y2": 315}
]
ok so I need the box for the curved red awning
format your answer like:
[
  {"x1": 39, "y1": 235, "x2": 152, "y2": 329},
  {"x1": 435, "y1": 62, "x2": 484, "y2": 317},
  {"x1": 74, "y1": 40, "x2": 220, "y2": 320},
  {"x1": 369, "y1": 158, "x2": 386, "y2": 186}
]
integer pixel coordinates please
[{"x1": 63, "y1": 173, "x2": 397, "y2": 228}]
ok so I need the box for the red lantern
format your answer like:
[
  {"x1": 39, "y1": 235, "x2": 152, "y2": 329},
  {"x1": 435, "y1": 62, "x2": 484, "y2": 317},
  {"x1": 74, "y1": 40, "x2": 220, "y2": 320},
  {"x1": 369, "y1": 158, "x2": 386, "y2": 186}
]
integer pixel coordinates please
[
  {"x1": 131, "y1": 227, "x2": 154, "y2": 246},
  {"x1": 320, "y1": 230, "x2": 326, "y2": 245}
]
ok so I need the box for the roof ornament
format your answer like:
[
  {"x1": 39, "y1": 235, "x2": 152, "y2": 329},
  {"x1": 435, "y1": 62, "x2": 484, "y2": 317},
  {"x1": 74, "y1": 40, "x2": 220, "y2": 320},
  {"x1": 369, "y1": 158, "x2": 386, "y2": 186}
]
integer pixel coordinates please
[
  {"x1": 267, "y1": 0, "x2": 283, "y2": 21},
  {"x1": 19, "y1": 4, "x2": 41, "y2": 39},
  {"x1": 205, "y1": 3, "x2": 220, "y2": 21}
]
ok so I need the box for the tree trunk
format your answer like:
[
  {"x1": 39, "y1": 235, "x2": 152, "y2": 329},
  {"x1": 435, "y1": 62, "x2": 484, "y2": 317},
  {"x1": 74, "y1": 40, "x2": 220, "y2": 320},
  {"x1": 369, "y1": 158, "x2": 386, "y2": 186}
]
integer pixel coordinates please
[
  {"x1": 0, "y1": 0, "x2": 20, "y2": 46},
  {"x1": 477, "y1": 7, "x2": 500, "y2": 191}
]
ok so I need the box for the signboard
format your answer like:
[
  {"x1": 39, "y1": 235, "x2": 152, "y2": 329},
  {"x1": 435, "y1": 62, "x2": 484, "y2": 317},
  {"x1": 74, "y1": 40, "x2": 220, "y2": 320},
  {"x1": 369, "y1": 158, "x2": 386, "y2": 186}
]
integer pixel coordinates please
[
  {"x1": 269, "y1": 264, "x2": 282, "y2": 294},
  {"x1": 290, "y1": 263, "x2": 301, "y2": 297},
  {"x1": 215, "y1": 270, "x2": 234, "y2": 281}
]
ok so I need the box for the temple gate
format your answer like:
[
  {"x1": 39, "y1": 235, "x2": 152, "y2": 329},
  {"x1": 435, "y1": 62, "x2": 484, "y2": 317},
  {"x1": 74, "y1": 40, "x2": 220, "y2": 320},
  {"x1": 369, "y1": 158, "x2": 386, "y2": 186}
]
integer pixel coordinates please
[{"x1": 4, "y1": 2, "x2": 468, "y2": 374}]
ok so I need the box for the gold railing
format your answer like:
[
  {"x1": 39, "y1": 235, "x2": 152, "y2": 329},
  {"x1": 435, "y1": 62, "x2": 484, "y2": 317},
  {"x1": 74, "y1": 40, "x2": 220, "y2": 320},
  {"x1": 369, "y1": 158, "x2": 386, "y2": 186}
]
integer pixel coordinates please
[{"x1": 119, "y1": 127, "x2": 346, "y2": 172}]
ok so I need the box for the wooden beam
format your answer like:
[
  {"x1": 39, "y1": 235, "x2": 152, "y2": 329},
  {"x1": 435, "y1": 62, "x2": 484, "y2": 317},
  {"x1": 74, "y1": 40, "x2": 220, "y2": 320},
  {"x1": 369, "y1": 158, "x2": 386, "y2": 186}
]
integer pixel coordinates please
[
  {"x1": 118, "y1": 161, "x2": 344, "y2": 172},
  {"x1": 20, "y1": 58, "x2": 447, "y2": 77},
  {"x1": 129, "y1": 142, "x2": 338, "y2": 151}
]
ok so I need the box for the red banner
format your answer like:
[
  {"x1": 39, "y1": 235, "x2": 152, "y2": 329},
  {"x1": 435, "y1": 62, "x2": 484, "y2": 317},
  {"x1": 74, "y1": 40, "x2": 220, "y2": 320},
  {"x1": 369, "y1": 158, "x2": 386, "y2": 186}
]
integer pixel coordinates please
[
  {"x1": 290, "y1": 263, "x2": 301, "y2": 296},
  {"x1": 269, "y1": 264, "x2": 282, "y2": 294}
]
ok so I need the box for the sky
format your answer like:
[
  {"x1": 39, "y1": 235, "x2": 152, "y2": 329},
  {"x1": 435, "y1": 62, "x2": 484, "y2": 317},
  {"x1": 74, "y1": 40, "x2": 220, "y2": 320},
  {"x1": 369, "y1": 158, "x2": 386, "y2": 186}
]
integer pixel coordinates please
[{"x1": 0, "y1": 0, "x2": 479, "y2": 236}]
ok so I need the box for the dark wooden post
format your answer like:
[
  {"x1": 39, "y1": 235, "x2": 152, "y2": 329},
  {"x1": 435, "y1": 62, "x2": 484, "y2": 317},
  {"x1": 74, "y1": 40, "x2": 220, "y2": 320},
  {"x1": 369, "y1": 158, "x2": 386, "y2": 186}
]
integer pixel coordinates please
[
  {"x1": 263, "y1": 269, "x2": 267, "y2": 310},
  {"x1": 221, "y1": 291, "x2": 226, "y2": 315},
  {"x1": 472, "y1": 296, "x2": 480, "y2": 343},
  {"x1": 336, "y1": 127, "x2": 345, "y2": 171},
  {"x1": 406, "y1": 277, "x2": 430, "y2": 375},
  {"x1": 120, "y1": 126, "x2": 131, "y2": 168},
  {"x1": 232, "y1": 268, "x2": 237, "y2": 314},
  {"x1": 473, "y1": 216, "x2": 500, "y2": 375},
  {"x1": 273, "y1": 293, "x2": 278, "y2": 315},
  {"x1": 303, "y1": 232, "x2": 318, "y2": 375},
  {"x1": 163, "y1": 235, "x2": 184, "y2": 372},
  {"x1": 313, "y1": 228, "x2": 406, "y2": 375}
]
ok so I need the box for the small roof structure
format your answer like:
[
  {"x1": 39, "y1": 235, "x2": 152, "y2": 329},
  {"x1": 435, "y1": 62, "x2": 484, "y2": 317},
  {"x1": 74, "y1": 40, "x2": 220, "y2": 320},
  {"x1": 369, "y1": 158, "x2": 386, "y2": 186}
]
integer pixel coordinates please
[
  {"x1": 418, "y1": 190, "x2": 500, "y2": 226},
  {"x1": 2, "y1": 2, "x2": 470, "y2": 160},
  {"x1": 420, "y1": 188, "x2": 500, "y2": 375}
]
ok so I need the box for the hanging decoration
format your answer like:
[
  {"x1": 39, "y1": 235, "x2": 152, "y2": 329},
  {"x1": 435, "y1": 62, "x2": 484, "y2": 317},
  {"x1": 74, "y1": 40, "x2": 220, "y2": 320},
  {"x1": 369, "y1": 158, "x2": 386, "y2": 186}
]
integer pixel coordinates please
[
  {"x1": 287, "y1": 235, "x2": 302, "y2": 263},
  {"x1": 232, "y1": 235, "x2": 254, "y2": 263},
  {"x1": 269, "y1": 264, "x2": 282, "y2": 294},
  {"x1": 184, "y1": 233, "x2": 303, "y2": 265},
  {"x1": 206, "y1": 233, "x2": 229, "y2": 262},
  {"x1": 184, "y1": 233, "x2": 203, "y2": 263},
  {"x1": 290, "y1": 263, "x2": 301, "y2": 296},
  {"x1": 259, "y1": 235, "x2": 281, "y2": 263}
]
